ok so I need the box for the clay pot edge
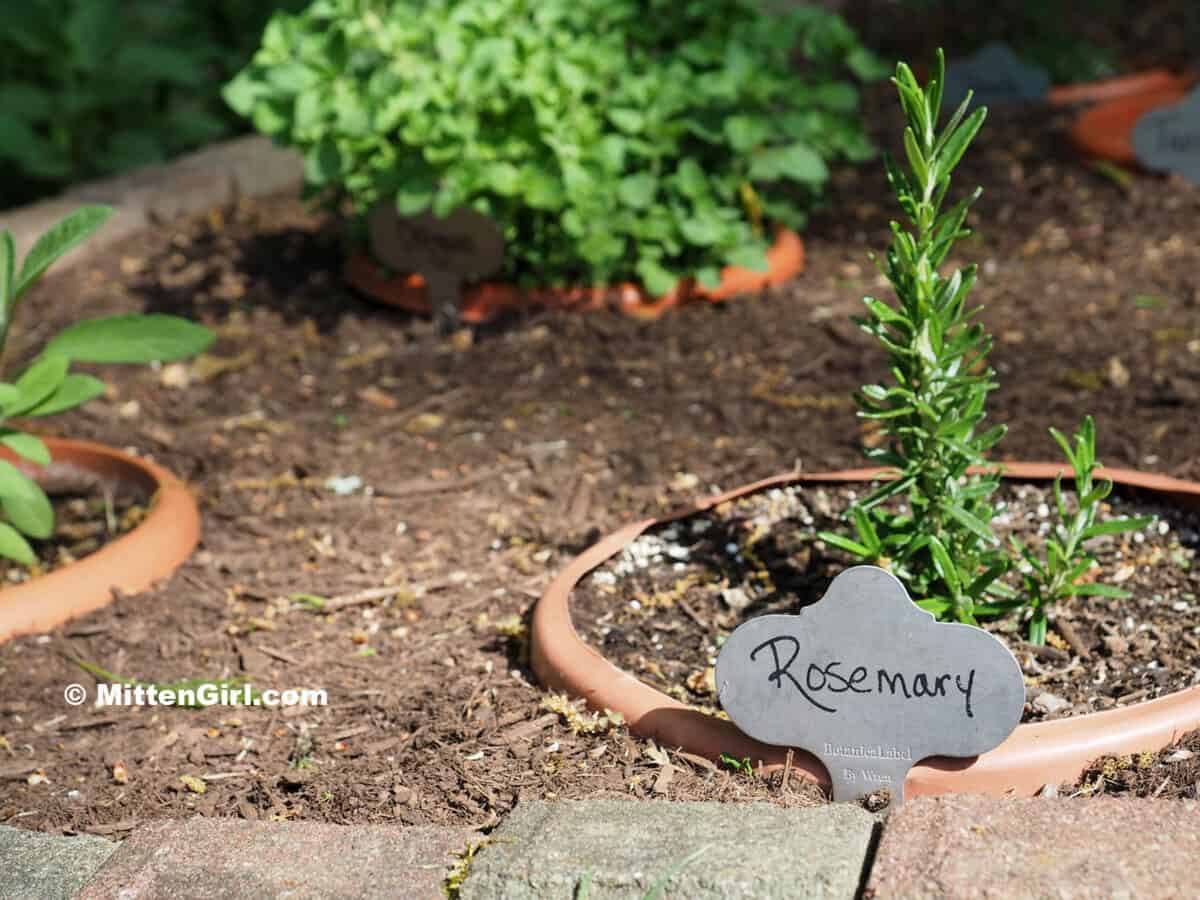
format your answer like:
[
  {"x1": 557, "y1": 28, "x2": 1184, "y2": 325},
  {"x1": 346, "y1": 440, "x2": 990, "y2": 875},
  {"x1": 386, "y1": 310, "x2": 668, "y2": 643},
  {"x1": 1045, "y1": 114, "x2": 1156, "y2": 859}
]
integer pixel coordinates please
[
  {"x1": 0, "y1": 438, "x2": 201, "y2": 642},
  {"x1": 346, "y1": 227, "x2": 805, "y2": 323},
  {"x1": 531, "y1": 462, "x2": 1200, "y2": 798}
]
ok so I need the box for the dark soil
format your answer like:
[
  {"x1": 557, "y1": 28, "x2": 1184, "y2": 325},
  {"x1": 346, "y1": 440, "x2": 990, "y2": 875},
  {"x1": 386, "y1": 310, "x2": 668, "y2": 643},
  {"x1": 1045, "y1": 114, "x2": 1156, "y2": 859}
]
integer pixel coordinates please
[
  {"x1": 0, "y1": 492, "x2": 143, "y2": 585},
  {"x1": 2, "y1": 80, "x2": 1200, "y2": 835},
  {"x1": 570, "y1": 482, "x2": 1200, "y2": 723}
]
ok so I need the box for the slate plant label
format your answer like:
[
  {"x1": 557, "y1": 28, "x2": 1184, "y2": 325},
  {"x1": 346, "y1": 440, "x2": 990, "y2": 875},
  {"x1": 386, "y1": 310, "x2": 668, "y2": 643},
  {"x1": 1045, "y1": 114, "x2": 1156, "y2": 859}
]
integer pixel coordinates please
[
  {"x1": 1133, "y1": 87, "x2": 1200, "y2": 185},
  {"x1": 715, "y1": 566, "x2": 1025, "y2": 804},
  {"x1": 366, "y1": 204, "x2": 505, "y2": 325},
  {"x1": 942, "y1": 42, "x2": 1050, "y2": 112}
]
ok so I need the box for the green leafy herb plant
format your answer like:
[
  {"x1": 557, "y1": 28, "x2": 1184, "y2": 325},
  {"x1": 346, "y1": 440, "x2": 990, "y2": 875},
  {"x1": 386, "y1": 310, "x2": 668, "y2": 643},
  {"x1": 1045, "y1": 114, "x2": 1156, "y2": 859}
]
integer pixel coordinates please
[
  {"x1": 0, "y1": 205, "x2": 213, "y2": 565},
  {"x1": 225, "y1": 0, "x2": 884, "y2": 294},
  {"x1": 1009, "y1": 416, "x2": 1153, "y2": 644},
  {"x1": 820, "y1": 52, "x2": 1150, "y2": 644}
]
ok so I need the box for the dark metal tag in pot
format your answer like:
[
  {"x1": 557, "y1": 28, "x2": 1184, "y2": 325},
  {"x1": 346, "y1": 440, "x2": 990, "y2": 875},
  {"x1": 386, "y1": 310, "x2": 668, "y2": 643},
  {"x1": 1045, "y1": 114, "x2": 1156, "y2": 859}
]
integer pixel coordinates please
[
  {"x1": 942, "y1": 42, "x2": 1050, "y2": 111},
  {"x1": 715, "y1": 566, "x2": 1024, "y2": 804},
  {"x1": 1133, "y1": 88, "x2": 1200, "y2": 185},
  {"x1": 366, "y1": 205, "x2": 505, "y2": 328}
]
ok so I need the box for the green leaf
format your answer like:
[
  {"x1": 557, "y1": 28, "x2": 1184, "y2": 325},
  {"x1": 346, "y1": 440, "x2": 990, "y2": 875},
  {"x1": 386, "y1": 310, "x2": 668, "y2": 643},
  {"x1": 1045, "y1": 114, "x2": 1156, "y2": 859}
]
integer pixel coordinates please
[
  {"x1": 679, "y1": 216, "x2": 724, "y2": 247},
  {"x1": 45, "y1": 316, "x2": 214, "y2": 364},
  {"x1": 750, "y1": 143, "x2": 828, "y2": 184},
  {"x1": 675, "y1": 160, "x2": 708, "y2": 198},
  {"x1": 943, "y1": 502, "x2": 999, "y2": 546},
  {"x1": 916, "y1": 597, "x2": 953, "y2": 616},
  {"x1": 304, "y1": 139, "x2": 341, "y2": 184},
  {"x1": 0, "y1": 432, "x2": 49, "y2": 465},
  {"x1": 1070, "y1": 583, "x2": 1131, "y2": 599},
  {"x1": 617, "y1": 173, "x2": 657, "y2": 209},
  {"x1": 926, "y1": 535, "x2": 960, "y2": 595},
  {"x1": 933, "y1": 107, "x2": 986, "y2": 182},
  {"x1": 15, "y1": 207, "x2": 113, "y2": 301},
  {"x1": 0, "y1": 232, "x2": 13, "y2": 316},
  {"x1": 726, "y1": 243, "x2": 769, "y2": 273},
  {"x1": 1080, "y1": 517, "x2": 1153, "y2": 540},
  {"x1": 817, "y1": 531, "x2": 873, "y2": 558},
  {"x1": 65, "y1": 0, "x2": 121, "y2": 72},
  {"x1": 9, "y1": 354, "x2": 69, "y2": 416},
  {"x1": 608, "y1": 109, "x2": 644, "y2": 133},
  {"x1": 0, "y1": 521, "x2": 36, "y2": 566},
  {"x1": 635, "y1": 258, "x2": 677, "y2": 298},
  {"x1": 723, "y1": 115, "x2": 771, "y2": 152},
  {"x1": 1028, "y1": 612, "x2": 1047, "y2": 645},
  {"x1": 2, "y1": 486, "x2": 53, "y2": 540},
  {"x1": 23, "y1": 374, "x2": 107, "y2": 417},
  {"x1": 0, "y1": 460, "x2": 42, "y2": 504}
]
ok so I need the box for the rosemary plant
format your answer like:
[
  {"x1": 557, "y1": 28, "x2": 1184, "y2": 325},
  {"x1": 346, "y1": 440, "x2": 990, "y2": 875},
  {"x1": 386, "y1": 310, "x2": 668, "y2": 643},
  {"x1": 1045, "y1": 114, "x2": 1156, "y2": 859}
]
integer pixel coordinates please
[
  {"x1": 1010, "y1": 416, "x2": 1153, "y2": 643},
  {"x1": 820, "y1": 50, "x2": 1008, "y2": 625},
  {"x1": 821, "y1": 52, "x2": 1155, "y2": 644}
]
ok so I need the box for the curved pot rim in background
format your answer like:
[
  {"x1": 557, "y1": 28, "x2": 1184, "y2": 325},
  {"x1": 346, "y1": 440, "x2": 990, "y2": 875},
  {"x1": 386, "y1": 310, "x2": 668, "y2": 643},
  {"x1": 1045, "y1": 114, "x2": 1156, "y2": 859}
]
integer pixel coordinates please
[
  {"x1": 1048, "y1": 67, "x2": 1197, "y2": 107},
  {"x1": 0, "y1": 438, "x2": 201, "y2": 642},
  {"x1": 531, "y1": 462, "x2": 1200, "y2": 798},
  {"x1": 345, "y1": 228, "x2": 805, "y2": 324},
  {"x1": 1068, "y1": 85, "x2": 1191, "y2": 164}
]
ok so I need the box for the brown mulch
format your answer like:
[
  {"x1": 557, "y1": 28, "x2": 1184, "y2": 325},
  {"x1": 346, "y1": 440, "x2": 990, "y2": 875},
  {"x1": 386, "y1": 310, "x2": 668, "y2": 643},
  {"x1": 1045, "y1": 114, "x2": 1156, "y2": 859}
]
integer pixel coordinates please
[
  {"x1": 1071, "y1": 728, "x2": 1200, "y2": 800},
  {"x1": 0, "y1": 85, "x2": 1199, "y2": 835}
]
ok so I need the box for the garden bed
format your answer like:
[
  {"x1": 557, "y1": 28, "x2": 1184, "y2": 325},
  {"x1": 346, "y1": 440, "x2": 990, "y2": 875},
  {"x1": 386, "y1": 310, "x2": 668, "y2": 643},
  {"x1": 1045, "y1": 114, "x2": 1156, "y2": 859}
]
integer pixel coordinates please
[{"x1": 0, "y1": 84, "x2": 1199, "y2": 833}]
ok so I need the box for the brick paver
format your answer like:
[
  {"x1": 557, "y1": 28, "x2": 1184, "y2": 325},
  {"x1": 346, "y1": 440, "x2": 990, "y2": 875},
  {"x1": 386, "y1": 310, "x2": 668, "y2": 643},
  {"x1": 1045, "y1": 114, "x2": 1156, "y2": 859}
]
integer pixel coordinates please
[
  {"x1": 78, "y1": 818, "x2": 477, "y2": 900},
  {"x1": 0, "y1": 825, "x2": 116, "y2": 900},
  {"x1": 865, "y1": 794, "x2": 1200, "y2": 899},
  {"x1": 461, "y1": 799, "x2": 877, "y2": 899}
]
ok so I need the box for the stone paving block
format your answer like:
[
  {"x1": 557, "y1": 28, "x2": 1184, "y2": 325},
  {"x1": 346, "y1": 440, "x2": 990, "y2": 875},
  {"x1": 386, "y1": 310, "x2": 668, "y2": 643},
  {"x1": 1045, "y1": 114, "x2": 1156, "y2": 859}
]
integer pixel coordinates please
[
  {"x1": 865, "y1": 795, "x2": 1200, "y2": 899},
  {"x1": 2, "y1": 135, "x2": 303, "y2": 264},
  {"x1": 79, "y1": 818, "x2": 477, "y2": 900},
  {"x1": 206, "y1": 135, "x2": 305, "y2": 200},
  {"x1": 460, "y1": 800, "x2": 876, "y2": 899},
  {"x1": 0, "y1": 824, "x2": 117, "y2": 900}
]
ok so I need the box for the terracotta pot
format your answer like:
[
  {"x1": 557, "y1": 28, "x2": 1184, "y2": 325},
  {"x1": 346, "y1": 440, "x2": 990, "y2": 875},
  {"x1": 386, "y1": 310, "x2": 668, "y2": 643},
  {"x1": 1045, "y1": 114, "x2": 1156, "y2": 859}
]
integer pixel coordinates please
[
  {"x1": 1048, "y1": 68, "x2": 1197, "y2": 107},
  {"x1": 1068, "y1": 85, "x2": 1191, "y2": 164},
  {"x1": 345, "y1": 228, "x2": 805, "y2": 323},
  {"x1": 0, "y1": 438, "x2": 201, "y2": 642},
  {"x1": 532, "y1": 462, "x2": 1200, "y2": 798}
]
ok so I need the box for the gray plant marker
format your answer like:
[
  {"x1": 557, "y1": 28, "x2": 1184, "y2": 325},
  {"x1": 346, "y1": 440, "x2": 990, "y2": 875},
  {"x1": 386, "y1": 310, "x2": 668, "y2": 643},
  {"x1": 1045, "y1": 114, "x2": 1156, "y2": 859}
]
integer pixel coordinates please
[
  {"x1": 941, "y1": 42, "x2": 1051, "y2": 112},
  {"x1": 715, "y1": 566, "x2": 1024, "y2": 805},
  {"x1": 367, "y1": 204, "x2": 505, "y2": 332},
  {"x1": 1133, "y1": 87, "x2": 1200, "y2": 185}
]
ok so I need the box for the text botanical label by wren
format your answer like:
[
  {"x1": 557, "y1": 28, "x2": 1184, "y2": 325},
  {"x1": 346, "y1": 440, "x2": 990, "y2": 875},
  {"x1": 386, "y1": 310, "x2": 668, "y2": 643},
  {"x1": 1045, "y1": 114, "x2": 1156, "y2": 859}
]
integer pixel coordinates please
[
  {"x1": 941, "y1": 42, "x2": 1050, "y2": 112},
  {"x1": 715, "y1": 566, "x2": 1024, "y2": 804},
  {"x1": 367, "y1": 204, "x2": 504, "y2": 325},
  {"x1": 1133, "y1": 87, "x2": 1200, "y2": 185}
]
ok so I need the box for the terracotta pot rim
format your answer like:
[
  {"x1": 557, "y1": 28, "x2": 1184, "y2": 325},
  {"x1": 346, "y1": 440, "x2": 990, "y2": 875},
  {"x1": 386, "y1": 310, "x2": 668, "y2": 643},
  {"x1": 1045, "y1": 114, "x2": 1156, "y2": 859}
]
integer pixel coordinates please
[
  {"x1": 0, "y1": 438, "x2": 201, "y2": 642},
  {"x1": 1068, "y1": 85, "x2": 1190, "y2": 164},
  {"x1": 531, "y1": 462, "x2": 1200, "y2": 798},
  {"x1": 345, "y1": 227, "x2": 805, "y2": 324},
  {"x1": 1048, "y1": 67, "x2": 1198, "y2": 107}
]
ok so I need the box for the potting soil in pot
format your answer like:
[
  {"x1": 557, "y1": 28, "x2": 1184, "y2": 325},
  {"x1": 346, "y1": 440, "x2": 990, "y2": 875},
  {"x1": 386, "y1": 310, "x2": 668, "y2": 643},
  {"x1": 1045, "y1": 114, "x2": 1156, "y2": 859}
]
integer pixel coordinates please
[{"x1": 571, "y1": 482, "x2": 1200, "y2": 724}]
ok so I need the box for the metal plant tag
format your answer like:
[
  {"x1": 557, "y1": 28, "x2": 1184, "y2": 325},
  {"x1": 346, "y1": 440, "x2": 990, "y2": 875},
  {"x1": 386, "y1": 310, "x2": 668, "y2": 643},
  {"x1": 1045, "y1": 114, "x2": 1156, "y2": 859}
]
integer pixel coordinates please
[
  {"x1": 715, "y1": 566, "x2": 1024, "y2": 804},
  {"x1": 1133, "y1": 87, "x2": 1200, "y2": 185},
  {"x1": 367, "y1": 204, "x2": 505, "y2": 328},
  {"x1": 942, "y1": 42, "x2": 1050, "y2": 112}
]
